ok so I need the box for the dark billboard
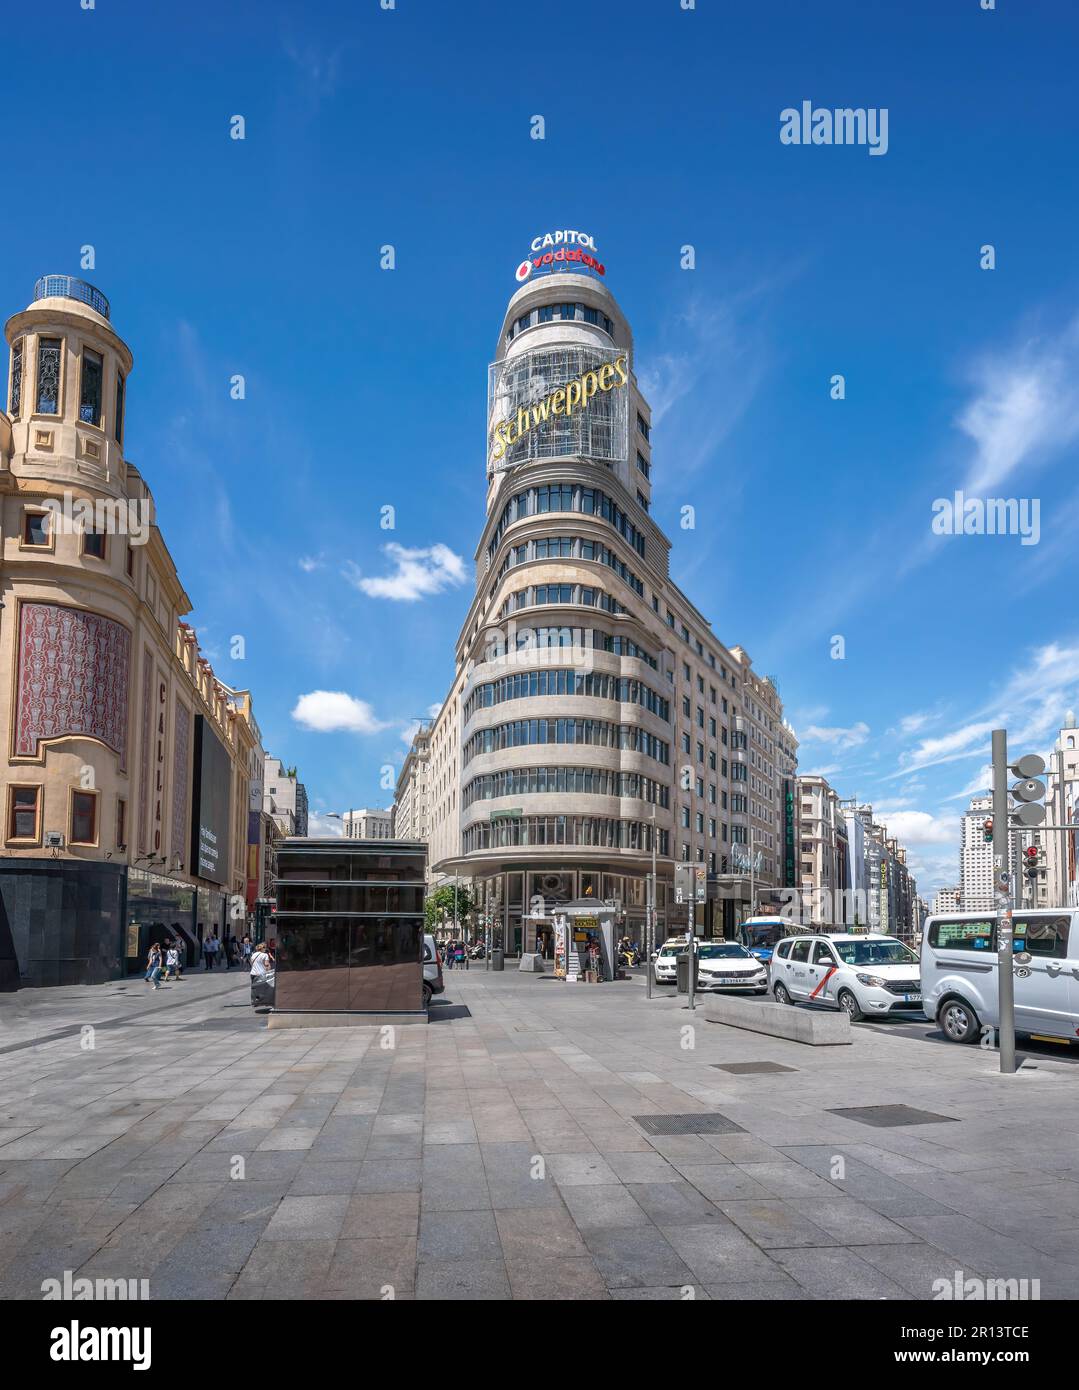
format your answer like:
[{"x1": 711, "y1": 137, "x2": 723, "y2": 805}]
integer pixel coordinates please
[{"x1": 190, "y1": 715, "x2": 231, "y2": 885}]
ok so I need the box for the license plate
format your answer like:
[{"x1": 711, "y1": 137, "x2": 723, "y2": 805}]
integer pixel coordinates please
[{"x1": 903, "y1": 994, "x2": 921, "y2": 1003}]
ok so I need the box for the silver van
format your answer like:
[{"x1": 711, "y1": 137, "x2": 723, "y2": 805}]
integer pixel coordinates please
[{"x1": 921, "y1": 909, "x2": 1079, "y2": 1044}]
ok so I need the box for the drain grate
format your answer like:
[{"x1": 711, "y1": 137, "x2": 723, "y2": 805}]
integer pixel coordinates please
[
  {"x1": 828, "y1": 1104, "x2": 958, "y2": 1128},
  {"x1": 633, "y1": 1112, "x2": 746, "y2": 1136},
  {"x1": 712, "y1": 1061, "x2": 797, "y2": 1075}
]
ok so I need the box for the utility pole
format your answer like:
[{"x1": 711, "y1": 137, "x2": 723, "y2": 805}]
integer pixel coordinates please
[
  {"x1": 992, "y1": 730, "x2": 1048, "y2": 1075},
  {"x1": 646, "y1": 806, "x2": 657, "y2": 999},
  {"x1": 991, "y1": 730, "x2": 1016, "y2": 1075}
]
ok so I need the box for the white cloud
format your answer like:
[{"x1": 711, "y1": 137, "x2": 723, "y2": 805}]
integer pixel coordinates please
[
  {"x1": 959, "y1": 317, "x2": 1079, "y2": 493},
  {"x1": 344, "y1": 543, "x2": 466, "y2": 602},
  {"x1": 306, "y1": 811, "x2": 345, "y2": 838},
  {"x1": 899, "y1": 712, "x2": 931, "y2": 735},
  {"x1": 291, "y1": 690, "x2": 391, "y2": 734},
  {"x1": 298, "y1": 555, "x2": 322, "y2": 573},
  {"x1": 870, "y1": 809, "x2": 960, "y2": 847},
  {"x1": 801, "y1": 721, "x2": 870, "y2": 751},
  {"x1": 891, "y1": 719, "x2": 999, "y2": 778}
]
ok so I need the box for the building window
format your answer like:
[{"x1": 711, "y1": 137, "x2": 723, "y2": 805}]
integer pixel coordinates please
[
  {"x1": 116, "y1": 798, "x2": 127, "y2": 849},
  {"x1": 114, "y1": 371, "x2": 125, "y2": 444},
  {"x1": 517, "y1": 313, "x2": 531, "y2": 333},
  {"x1": 9, "y1": 341, "x2": 22, "y2": 416},
  {"x1": 82, "y1": 528, "x2": 107, "y2": 561},
  {"x1": 126, "y1": 541, "x2": 136, "y2": 578},
  {"x1": 79, "y1": 349, "x2": 103, "y2": 427},
  {"x1": 71, "y1": 790, "x2": 98, "y2": 846},
  {"x1": 22, "y1": 510, "x2": 52, "y2": 548},
  {"x1": 36, "y1": 338, "x2": 63, "y2": 414},
  {"x1": 636, "y1": 451, "x2": 650, "y2": 478},
  {"x1": 636, "y1": 490, "x2": 649, "y2": 512},
  {"x1": 637, "y1": 413, "x2": 650, "y2": 440},
  {"x1": 7, "y1": 785, "x2": 40, "y2": 843},
  {"x1": 560, "y1": 303, "x2": 576, "y2": 321}
]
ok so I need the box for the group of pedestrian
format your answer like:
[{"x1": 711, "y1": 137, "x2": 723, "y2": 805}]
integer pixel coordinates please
[
  {"x1": 146, "y1": 931, "x2": 256, "y2": 989},
  {"x1": 443, "y1": 940, "x2": 470, "y2": 970}
]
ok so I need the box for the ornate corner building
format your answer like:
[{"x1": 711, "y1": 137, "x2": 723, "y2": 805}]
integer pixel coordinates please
[
  {"x1": 423, "y1": 234, "x2": 799, "y2": 951},
  {"x1": 0, "y1": 276, "x2": 264, "y2": 987}
]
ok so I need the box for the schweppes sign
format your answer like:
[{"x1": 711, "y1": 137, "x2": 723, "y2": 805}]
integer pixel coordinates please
[{"x1": 490, "y1": 353, "x2": 628, "y2": 464}]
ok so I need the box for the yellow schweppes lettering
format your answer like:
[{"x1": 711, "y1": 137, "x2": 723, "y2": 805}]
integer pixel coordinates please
[{"x1": 490, "y1": 353, "x2": 628, "y2": 463}]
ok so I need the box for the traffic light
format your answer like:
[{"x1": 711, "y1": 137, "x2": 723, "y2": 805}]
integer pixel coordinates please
[
  {"x1": 1010, "y1": 754, "x2": 1047, "y2": 828},
  {"x1": 983, "y1": 818, "x2": 993, "y2": 844},
  {"x1": 1024, "y1": 845, "x2": 1042, "y2": 881}
]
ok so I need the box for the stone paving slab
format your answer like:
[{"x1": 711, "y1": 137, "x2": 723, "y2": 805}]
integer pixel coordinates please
[{"x1": 1, "y1": 969, "x2": 1078, "y2": 1299}]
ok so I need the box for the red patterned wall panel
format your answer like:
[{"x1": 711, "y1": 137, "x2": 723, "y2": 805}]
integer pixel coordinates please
[
  {"x1": 14, "y1": 601, "x2": 131, "y2": 771},
  {"x1": 137, "y1": 646, "x2": 152, "y2": 853}
]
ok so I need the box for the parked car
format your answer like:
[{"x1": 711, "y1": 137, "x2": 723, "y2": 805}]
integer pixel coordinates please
[
  {"x1": 770, "y1": 932, "x2": 921, "y2": 1021},
  {"x1": 695, "y1": 942, "x2": 769, "y2": 993},
  {"x1": 922, "y1": 909, "x2": 1079, "y2": 1044},
  {"x1": 652, "y1": 938, "x2": 688, "y2": 985},
  {"x1": 422, "y1": 933, "x2": 444, "y2": 1009}
]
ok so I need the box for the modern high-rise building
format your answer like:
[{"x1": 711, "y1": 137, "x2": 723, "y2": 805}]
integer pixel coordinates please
[
  {"x1": 932, "y1": 886, "x2": 961, "y2": 914},
  {"x1": 959, "y1": 794, "x2": 1013, "y2": 911},
  {"x1": 425, "y1": 231, "x2": 792, "y2": 951}
]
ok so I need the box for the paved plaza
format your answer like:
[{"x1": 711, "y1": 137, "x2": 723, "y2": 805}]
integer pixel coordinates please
[{"x1": 2, "y1": 967, "x2": 1079, "y2": 1300}]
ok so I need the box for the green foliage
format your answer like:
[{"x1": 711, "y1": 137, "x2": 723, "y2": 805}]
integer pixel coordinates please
[{"x1": 424, "y1": 883, "x2": 475, "y2": 931}]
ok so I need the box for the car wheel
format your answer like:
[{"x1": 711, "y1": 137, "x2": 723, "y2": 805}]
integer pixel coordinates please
[
  {"x1": 837, "y1": 989, "x2": 864, "y2": 1022},
  {"x1": 938, "y1": 997, "x2": 980, "y2": 1044},
  {"x1": 422, "y1": 983, "x2": 433, "y2": 1010},
  {"x1": 773, "y1": 982, "x2": 792, "y2": 1006}
]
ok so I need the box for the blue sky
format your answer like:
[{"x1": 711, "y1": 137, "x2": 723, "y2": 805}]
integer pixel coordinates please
[{"x1": 4, "y1": 0, "x2": 1078, "y2": 895}]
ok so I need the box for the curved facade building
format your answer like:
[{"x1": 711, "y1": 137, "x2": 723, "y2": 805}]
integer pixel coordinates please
[
  {"x1": 427, "y1": 238, "x2": 798, "y2": 951},
  {"x1": 0, "y1": 276, "x2": 262, "y2": 985}
]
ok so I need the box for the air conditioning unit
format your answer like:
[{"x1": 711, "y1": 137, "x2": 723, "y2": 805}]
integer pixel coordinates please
[{"x1": 44, "y1": 831, "x2": 65, "y2": 849}]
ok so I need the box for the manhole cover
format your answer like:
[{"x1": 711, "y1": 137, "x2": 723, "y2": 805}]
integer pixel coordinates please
[
  {"x1": 633, "y1": 1112, "x2": 746, "y2": 1136},
  {"x1": 827, "y1": 1105, "x2": 958, "y2": 1128},
  {"x1": 712, "y1": 1062, "x2": 797, "y2": 1074}
]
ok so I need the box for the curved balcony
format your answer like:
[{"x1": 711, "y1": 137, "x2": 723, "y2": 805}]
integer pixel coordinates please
[{"x1": 33, "y1": 275, "x2": 110, "y2": 321}]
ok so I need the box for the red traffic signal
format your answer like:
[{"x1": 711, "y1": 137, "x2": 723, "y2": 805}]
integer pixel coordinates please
[
  {"x1": 982, "y1": 819, "x2": 993, "y2": 842},
  {"x1": 1024, "y1": 845, "x2": 1039, "y2": 861}
]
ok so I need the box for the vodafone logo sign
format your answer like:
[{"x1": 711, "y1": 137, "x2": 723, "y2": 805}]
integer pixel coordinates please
[
  {"x1": 514, "y1": 231, "x2": 606, "y2": 284},
  {"x1": 515, "y1": 260, "x2": 533, "y2": 283}
]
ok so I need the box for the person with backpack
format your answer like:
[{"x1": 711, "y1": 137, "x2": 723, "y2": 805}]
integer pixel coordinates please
[
  {"x1": 162, "y1": 943, "x2": 179, "y2": 982},
  {"x1": 145, "y1": 943, "x2": 163, "y2": 990}
]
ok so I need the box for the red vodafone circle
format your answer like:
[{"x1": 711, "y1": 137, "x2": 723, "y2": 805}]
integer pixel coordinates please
[{"x1": 515, "y1": 259, "x2": 532, "y2": 282}]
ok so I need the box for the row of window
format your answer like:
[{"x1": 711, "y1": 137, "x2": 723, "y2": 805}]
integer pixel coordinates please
[
  {"x1": 9, "y1": 338, "x2": 124, "y2": 441},
  {"x1": 463, "y1": 719, "x2": 671, "y2": 767},
  {"x1": 463, "y1": 816, "x2": 670, "y2": 855},
  {"x1": 488, "y1": 484, "x2": 648, "y2": 561},
  {"x1": 8, "y1": 784, "x2": 122, "y2": 848},
  {"x1": 463, "y1": 671, "x2": 670, "y2": 724},
  {"x1": 482, "y1": 626, "x2": 657, "y2": 669},
  {"x1": 502, "y1": 584, "x2": 627, "y2": 618},
  {"x1": 18, "y1": 507, "x2": 138, "y2": 576},
  {"x1": 495, "y1": 534, "x2": 644, "y2": 596},
  {"x1": 462, "y1": 767, "x2": 671, "y2": 809},
  {"x1": 507, "y1": 302, "x2": 616, "y2": 340}
]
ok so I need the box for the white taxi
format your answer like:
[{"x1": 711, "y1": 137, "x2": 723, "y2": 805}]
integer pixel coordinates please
[
  {"x1": 695, "y1": 941, "x2": 769, "y2": 993},
  {"x1": 770, "y1": 932, "x2": 921, "y2": 1021}
]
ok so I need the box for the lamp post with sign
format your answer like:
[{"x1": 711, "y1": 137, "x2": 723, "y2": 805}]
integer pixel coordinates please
[{"x1": 674, "y1": 864, "x2": 706, "y2": 1010}]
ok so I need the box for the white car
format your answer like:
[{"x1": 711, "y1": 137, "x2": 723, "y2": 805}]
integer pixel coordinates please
[
  {"x1": 652, "y1": 939, "x2": 686, "y2": 985},
  {"x1": 770, "y1": 932, "x2": 921, "y2": 1021},
  {"x1": 694, "y1": 942, "x2": 769, "y2": 993}
]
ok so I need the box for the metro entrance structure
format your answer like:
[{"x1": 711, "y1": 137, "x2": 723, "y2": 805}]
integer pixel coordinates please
[{"x1": 423, "y1": 232, "x2": 799, "y2": 954}]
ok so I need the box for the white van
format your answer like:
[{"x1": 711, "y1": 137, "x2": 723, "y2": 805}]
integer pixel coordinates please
[{"x1": 921, "y1": 909, "x2": 1079, "y2": 1044}]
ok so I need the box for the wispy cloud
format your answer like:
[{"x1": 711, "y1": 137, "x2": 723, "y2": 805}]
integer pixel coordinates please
[
  {"x1": 959, "y1": 317, "x2": 1079, "y2": 493},
  {"x1": 801, "y1": 721, "x2": 870, "y2": 751},
  {"x1": 343, "y1": 543, "x2": 467, "y2": 602}
]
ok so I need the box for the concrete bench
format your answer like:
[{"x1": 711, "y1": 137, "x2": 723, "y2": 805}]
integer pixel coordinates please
[
  {"x1": 519, "y1": 953, "x2": 546, "y2": 973},
  {"x1": 703, "y1": 994, "x2": 851, "y2": 1045}
]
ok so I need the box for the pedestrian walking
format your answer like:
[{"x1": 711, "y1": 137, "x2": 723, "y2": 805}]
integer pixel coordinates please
[
  {"x1": 222, "y1": 933, "x2": 233, "y2": 970},
  {"x1": 145, "y1": 943, "x2": 163, "y2": 989},
  {"x1": 204, "y1": 932, "x2": 218, "y2": 970},
  {"x1": 454, "y1": 941, "x2": 465, "y2": 970},
  {"x1": 242, "y1": 934, "x2": 252, "y2": 963},
  {"x1": 162, "y1": 943, "x2": 179, "y2": 981},
  {"x1": 445, "y1": 940, "x2": 454, "y2": 970}
]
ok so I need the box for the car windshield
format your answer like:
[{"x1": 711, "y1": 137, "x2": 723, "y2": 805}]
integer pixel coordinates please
[
  {"x1": 659, "y1": 946, "x2": 681, "y2": 957},
  {"x1": 832, "y1": 939, "x2": 918, "y2": 965},
  {"x1": 698, "y1": 944, "x2": 752, "y2": 960},
  {"x1": 744, "y1": 924, "x2": 783, "y2": 947}
]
